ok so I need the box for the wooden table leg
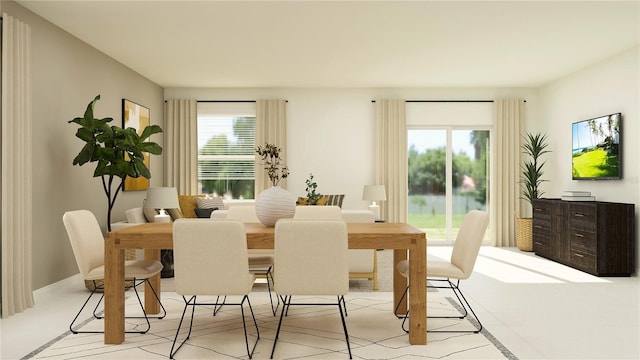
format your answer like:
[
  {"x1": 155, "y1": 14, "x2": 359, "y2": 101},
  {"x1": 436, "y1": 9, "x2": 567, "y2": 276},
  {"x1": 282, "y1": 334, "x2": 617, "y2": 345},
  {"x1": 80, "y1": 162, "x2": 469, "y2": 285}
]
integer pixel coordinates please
[
  {"x1": 144, "y1": 248, "x2": 161, "y2": 314},
  {"x1": 408, "y1": 236, "x2": 427, "y2": 345},
  {"x1": 104, "y1": 233, "x2": 125, "y2": 344},
  {"x1": 393, "y1": 249, "x2": 408, "y2": 316}
]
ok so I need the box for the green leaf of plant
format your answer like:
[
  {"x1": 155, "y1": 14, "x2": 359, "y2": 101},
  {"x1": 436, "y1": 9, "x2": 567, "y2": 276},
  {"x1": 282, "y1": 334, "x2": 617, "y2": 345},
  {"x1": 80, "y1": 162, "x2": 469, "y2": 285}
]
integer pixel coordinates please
[
  {"x1": 140, "y1": 125, "x2": 163, "y2": 141},
  {"x1": 75, "y1": 127, "x2": 95, "y2": 142},
  {"x1": 83, "y1": 95, "x2": 100, "y2": 125},
  {"x1": 140, "y1": 142, "x2": 162, "y2": 155},
  {"x1": 134, "y1": 157, "x2": 151, "y2": 178},
  {"x1": 73, "y1": 143, "x2": 94, "y2": 165}
]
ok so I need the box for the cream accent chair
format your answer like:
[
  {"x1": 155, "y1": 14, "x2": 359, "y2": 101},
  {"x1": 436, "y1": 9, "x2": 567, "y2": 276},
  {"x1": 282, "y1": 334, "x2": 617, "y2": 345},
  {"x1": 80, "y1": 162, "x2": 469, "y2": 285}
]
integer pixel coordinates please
[
  {"x1": 224, "y1": 205, "x2": 279, "y2": 316},
  {"x1": 294, "y1": 206, "x2": 379, "y2": 290},
  {"x1": 62, "y1": 210, "x2": 166, "y2": 334},
  {"x1": 396, "y1": 210, "x2": 489, "y2": 333},
  {"x1": 271, "y1": 219, "x2": 352, "y2": 359},
  {"x1": 170, "y1": 219, "x2": 259, "y2": 359}
]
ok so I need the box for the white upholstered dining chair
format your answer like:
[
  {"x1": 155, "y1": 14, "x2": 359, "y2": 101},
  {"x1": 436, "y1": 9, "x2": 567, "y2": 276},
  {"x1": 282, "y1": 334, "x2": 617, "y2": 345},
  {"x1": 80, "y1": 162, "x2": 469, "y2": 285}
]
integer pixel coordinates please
[
  {"x1": 295, "y1": 206, "x2": 379, "y2": 290},
  {"x1": 271, "y1": 219, "x2": 352, "y2": 359},
  {"x1": 170, "y1": 218, "x2": 259, "y2": 359},
  {"x1": 62, "y1": 209, "x2": 166, "y2": 334},
  {"x1": 225, "y1": 205, "x2": 279, "y2": 315},
  {"x1": 395, "y1": 209, "x2": 489, "y2": 333}
]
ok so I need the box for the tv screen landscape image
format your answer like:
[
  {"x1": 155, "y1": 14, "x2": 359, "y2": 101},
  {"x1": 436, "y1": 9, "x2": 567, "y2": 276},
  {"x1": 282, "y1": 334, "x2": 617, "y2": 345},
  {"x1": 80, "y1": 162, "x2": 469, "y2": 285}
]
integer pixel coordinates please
[{"x1": 572, "y1": 113, "x2": 621, "y2": 180}]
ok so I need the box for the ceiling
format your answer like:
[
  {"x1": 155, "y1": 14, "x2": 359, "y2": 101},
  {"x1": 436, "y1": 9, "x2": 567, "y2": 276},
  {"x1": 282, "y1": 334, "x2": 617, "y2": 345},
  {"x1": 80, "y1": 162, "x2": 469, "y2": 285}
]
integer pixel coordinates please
[{"x1": 15, "y1": 0, "x2": 640, "y2": 89}]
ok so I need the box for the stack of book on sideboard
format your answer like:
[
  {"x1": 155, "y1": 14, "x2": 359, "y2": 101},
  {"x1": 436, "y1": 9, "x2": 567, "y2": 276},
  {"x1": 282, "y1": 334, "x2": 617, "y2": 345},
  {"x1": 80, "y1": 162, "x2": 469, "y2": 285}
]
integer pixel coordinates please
[{"x1": 561, "y1": 191, "x2": 596, "y2": 201}]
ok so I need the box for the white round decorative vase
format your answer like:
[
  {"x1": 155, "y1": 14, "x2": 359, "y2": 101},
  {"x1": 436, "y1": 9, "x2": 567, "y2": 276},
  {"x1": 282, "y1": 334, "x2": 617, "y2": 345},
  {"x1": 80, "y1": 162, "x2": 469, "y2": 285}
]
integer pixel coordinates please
[{"x1": 255, "y1": 186, "x2": 296, "y2": 227}]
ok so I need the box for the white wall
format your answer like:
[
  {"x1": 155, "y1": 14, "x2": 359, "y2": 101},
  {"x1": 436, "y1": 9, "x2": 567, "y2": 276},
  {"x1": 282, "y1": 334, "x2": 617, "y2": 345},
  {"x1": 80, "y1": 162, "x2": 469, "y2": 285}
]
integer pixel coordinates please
[
  {"x1": 165, "y1": 87, "x2": 538, "y2": 210},
  {"x1": 538, "y1": 46, "x2": 640, "y2": 271}
]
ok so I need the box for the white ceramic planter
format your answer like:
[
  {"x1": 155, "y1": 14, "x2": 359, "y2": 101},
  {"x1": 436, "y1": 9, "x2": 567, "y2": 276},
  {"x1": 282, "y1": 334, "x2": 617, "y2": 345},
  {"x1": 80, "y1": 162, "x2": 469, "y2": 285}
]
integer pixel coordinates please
[{"x1": 255, "y1": 186, "x2": 296, "y2": 227}]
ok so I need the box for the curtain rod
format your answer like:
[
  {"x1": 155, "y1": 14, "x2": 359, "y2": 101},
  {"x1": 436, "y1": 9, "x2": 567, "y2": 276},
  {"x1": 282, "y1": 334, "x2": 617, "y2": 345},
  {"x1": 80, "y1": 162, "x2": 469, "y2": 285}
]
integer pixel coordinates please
[
  {"x1": 196, "y1": 100, "x2": 288, "y2": 103},
  {"x1": 371, "y1": 99, "x2": 526, "y2": 103},
  {"x1": 410, "y1": 100, "x2": 494, "y2": 103},
  {"x1": 164, "y1": 100, "x2": 288, "y2": 103},
  {"x1": 198, "y1": 100, "x2": 255, "y2": 103}
]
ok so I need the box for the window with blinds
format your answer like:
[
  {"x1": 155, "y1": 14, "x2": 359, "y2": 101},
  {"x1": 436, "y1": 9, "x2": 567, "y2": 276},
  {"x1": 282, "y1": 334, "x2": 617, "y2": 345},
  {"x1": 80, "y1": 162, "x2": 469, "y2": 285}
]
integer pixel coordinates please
[{"x1": 197, "y1": 102, "x2": 256, "y2": 199}]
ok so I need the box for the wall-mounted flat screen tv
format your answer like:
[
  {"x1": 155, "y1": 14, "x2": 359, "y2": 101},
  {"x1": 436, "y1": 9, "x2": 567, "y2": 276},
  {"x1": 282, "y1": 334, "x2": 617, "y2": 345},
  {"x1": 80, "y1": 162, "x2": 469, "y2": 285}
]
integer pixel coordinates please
[{"x1": 572, "y1": 112, "x2": 622, "y2": 180}]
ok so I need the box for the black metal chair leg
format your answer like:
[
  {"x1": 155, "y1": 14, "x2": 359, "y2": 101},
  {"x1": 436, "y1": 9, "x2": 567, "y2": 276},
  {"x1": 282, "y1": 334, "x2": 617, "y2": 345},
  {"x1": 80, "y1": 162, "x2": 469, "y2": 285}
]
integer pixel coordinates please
[
  {"x1": 170, "y1": 295, "x2": 196, "y2": 359},
  {"x1": 271, "y1": 295, "x2": 351, "y2": 359},
  {"x1": 284, "y1": 295, "x2": 292, "y2": 316},
  {"x1": 71, "y1": 278, "x2": 163, "y2": 334},
  {"x1": 213, "y1": 295, "x2": 226, "y2": 316},
  {"x1": 69, "y1": 286, "x2": 101, "y2": 334},
  {"x1": 142, "y1": 278, "x2": 167, "y2": 319},
  {"x1": 393, "y1": 285, "x2": 410, "y2": 320},
  {"x1": 339, "y1": 295, "x2": 348, "y2": 317},
  {"x1": 240, "y1": 295, "x2": 260, "y2": 359},
  {"x1": 270, "y1": 295, "x2": 289, "y2": 359},
  {"x1": 338, "y1": 296, "x2": 352, "y2": 359},
  {"x1": 449, "y1": 280, "x2": 483, "y2": 333},
  {"x1": 171, "y1": 295, "x2": 261, "y2": 359},
  {"x1": 266, "y1": 267, "x2": 280, "y2": 316},
  {"x1": 397, "y1": 278, "x2": 483, "y2": 333}
]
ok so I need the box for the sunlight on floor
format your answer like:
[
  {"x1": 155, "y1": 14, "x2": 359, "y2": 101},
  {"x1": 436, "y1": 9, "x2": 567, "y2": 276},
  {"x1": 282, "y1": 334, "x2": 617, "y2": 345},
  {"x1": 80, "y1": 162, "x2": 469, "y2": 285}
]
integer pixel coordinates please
[{"x1": 428, "y1": 246, "x2": 611, "y2": 284}]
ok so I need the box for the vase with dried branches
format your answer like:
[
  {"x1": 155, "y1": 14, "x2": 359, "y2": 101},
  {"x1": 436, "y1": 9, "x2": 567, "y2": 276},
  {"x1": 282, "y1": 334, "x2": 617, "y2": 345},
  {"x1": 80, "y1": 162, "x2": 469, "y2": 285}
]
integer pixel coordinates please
[{"x1": 254, "y1": 143, "x2": 295, "y2": 226}]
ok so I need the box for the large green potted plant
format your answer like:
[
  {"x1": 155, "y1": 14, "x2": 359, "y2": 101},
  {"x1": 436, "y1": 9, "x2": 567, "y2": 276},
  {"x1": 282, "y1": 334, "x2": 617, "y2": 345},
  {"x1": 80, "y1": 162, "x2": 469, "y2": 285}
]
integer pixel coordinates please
[
  {"x1": 517, "y1": 132, "x2": 550, "y2": 251},
  {"x1": 68, "y1": 95, "x2": 163, "y2": 231}
]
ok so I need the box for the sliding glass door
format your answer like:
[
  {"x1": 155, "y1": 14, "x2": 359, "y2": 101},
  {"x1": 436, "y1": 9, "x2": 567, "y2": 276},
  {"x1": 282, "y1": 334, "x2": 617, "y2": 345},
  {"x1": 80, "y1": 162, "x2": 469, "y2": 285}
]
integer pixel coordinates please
[{"x1": 408, "y1": 129, "x2": 489, "y2": 244}]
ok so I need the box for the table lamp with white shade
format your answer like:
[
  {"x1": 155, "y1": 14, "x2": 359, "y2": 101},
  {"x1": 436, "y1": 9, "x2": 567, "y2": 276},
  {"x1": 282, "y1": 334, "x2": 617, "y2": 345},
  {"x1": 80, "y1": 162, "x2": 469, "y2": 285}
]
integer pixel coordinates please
[
  {"x1": 362, "y1": 185, "x2": 386, "y2": 221},
  {"x1": 144, "y1": 187, "x2": 180, "y2": 223}
]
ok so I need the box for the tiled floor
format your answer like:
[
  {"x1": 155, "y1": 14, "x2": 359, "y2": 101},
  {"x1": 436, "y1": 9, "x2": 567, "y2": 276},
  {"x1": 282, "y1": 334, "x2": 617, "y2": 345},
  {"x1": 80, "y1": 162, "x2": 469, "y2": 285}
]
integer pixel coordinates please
[{"x1": 1, "y1": 247, "x2": 638, "y2": 360}]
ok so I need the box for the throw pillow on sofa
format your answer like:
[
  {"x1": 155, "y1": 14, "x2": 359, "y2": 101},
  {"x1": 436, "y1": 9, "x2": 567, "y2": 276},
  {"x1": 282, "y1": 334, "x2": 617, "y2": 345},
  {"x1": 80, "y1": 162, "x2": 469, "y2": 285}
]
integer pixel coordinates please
[
  {"x1": 167, "y1": 208, "x2": 184, "y2": 220},
  {"x1": 196, "y1": 196, "x2": 226, "y2": 210},
  {"x1": 296, "y1": 194, "x2": 345, "y2": 208},
  {"x1": 125, "y1": 208, "x2": 146, "y2": 223},
  {"x1": 142, "y1": 207, "x2": 183, "y2": 222},
  {"x1": 178, "y1": 194, "x2": 206, "y2": 218},
  {"x1": 143, "y1": 207, "x2": 158, "y2": 222},
  {"x1": 194, "y1": 207, "x2": 218, "y2": 218}
]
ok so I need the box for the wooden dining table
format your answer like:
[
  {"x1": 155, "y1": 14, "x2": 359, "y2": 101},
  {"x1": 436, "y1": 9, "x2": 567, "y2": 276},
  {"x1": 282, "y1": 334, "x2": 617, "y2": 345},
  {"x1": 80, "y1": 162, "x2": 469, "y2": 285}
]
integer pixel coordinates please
[{"x1": 104, "y1": 221, "x2": 427, "y2": 345}]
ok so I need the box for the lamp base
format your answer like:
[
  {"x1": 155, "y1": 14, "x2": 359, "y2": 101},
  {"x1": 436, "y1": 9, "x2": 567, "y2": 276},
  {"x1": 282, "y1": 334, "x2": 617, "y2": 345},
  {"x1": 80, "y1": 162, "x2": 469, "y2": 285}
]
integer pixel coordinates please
[
  {"x1": 368, "y1": 204, "x2": 381, "y2": 221},
  {"x1": 154, "y1": 214, "x2": 171, "y2": 223}
]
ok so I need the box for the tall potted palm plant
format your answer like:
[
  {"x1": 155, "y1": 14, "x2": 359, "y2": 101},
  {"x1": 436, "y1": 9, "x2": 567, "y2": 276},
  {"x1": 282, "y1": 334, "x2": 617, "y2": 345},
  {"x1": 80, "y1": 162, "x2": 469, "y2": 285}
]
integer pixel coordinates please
[{"x1": 517, "y1": 132, "x2": 550, "y2": 251}]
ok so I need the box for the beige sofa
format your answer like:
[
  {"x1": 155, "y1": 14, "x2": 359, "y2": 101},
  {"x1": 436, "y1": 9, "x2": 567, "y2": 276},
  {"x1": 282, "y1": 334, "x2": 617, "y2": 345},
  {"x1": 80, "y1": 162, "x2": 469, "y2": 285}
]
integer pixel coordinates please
[{"x1": 111, "y1": 196, "x2": 253, "y2": 228}]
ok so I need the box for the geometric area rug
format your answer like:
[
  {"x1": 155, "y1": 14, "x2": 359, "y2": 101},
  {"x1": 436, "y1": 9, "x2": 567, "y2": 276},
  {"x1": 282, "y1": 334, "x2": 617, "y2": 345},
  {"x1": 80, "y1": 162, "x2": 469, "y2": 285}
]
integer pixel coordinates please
[{"x1": 25, "y1": 291, "x2": 517, "y2": 359}]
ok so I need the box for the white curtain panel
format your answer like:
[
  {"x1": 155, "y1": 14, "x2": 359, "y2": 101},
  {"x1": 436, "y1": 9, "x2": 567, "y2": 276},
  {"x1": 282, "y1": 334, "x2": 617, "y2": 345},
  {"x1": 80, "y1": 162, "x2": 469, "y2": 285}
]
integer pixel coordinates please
[
  {"x1": 255, "y1": 99, "x2": 287, "y2": 195},
  {"x1": 164, "y1": 99, "x2": 198, "y2": 194},
  {"x1": 1, "y1": 13, "x2": 34, "y2": 317},
  {"x1": 374, "y1": 100, "x2": 407, "y2": 223},
  {"x1": 494, "y1": 99, "x2": 523, "y2": 247}
]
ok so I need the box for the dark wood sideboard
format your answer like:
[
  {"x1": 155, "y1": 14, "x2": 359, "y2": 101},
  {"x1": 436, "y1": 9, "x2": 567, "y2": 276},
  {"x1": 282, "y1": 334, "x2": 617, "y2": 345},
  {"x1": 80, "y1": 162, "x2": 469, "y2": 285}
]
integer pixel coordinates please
[{"x1": 532, "y1": 198, "x2": 635, "y2": 276}]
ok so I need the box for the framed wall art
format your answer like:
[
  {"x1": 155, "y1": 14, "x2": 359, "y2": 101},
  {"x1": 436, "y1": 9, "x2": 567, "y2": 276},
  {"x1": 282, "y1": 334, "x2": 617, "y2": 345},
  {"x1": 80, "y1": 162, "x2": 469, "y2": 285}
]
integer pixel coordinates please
[{"x1": 122, "y1": 99, "x2": 151, "y2": 191}]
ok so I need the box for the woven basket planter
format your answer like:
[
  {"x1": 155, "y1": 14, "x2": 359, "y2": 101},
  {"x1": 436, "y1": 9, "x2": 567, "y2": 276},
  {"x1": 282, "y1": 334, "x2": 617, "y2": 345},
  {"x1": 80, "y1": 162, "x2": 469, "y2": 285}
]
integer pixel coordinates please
[
  {"x1": 84, "y1": 249, "x2": 136, "y2": 291},
  {"x1": 515, "y1": 215, "x2": 533, "y2": 252}
]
